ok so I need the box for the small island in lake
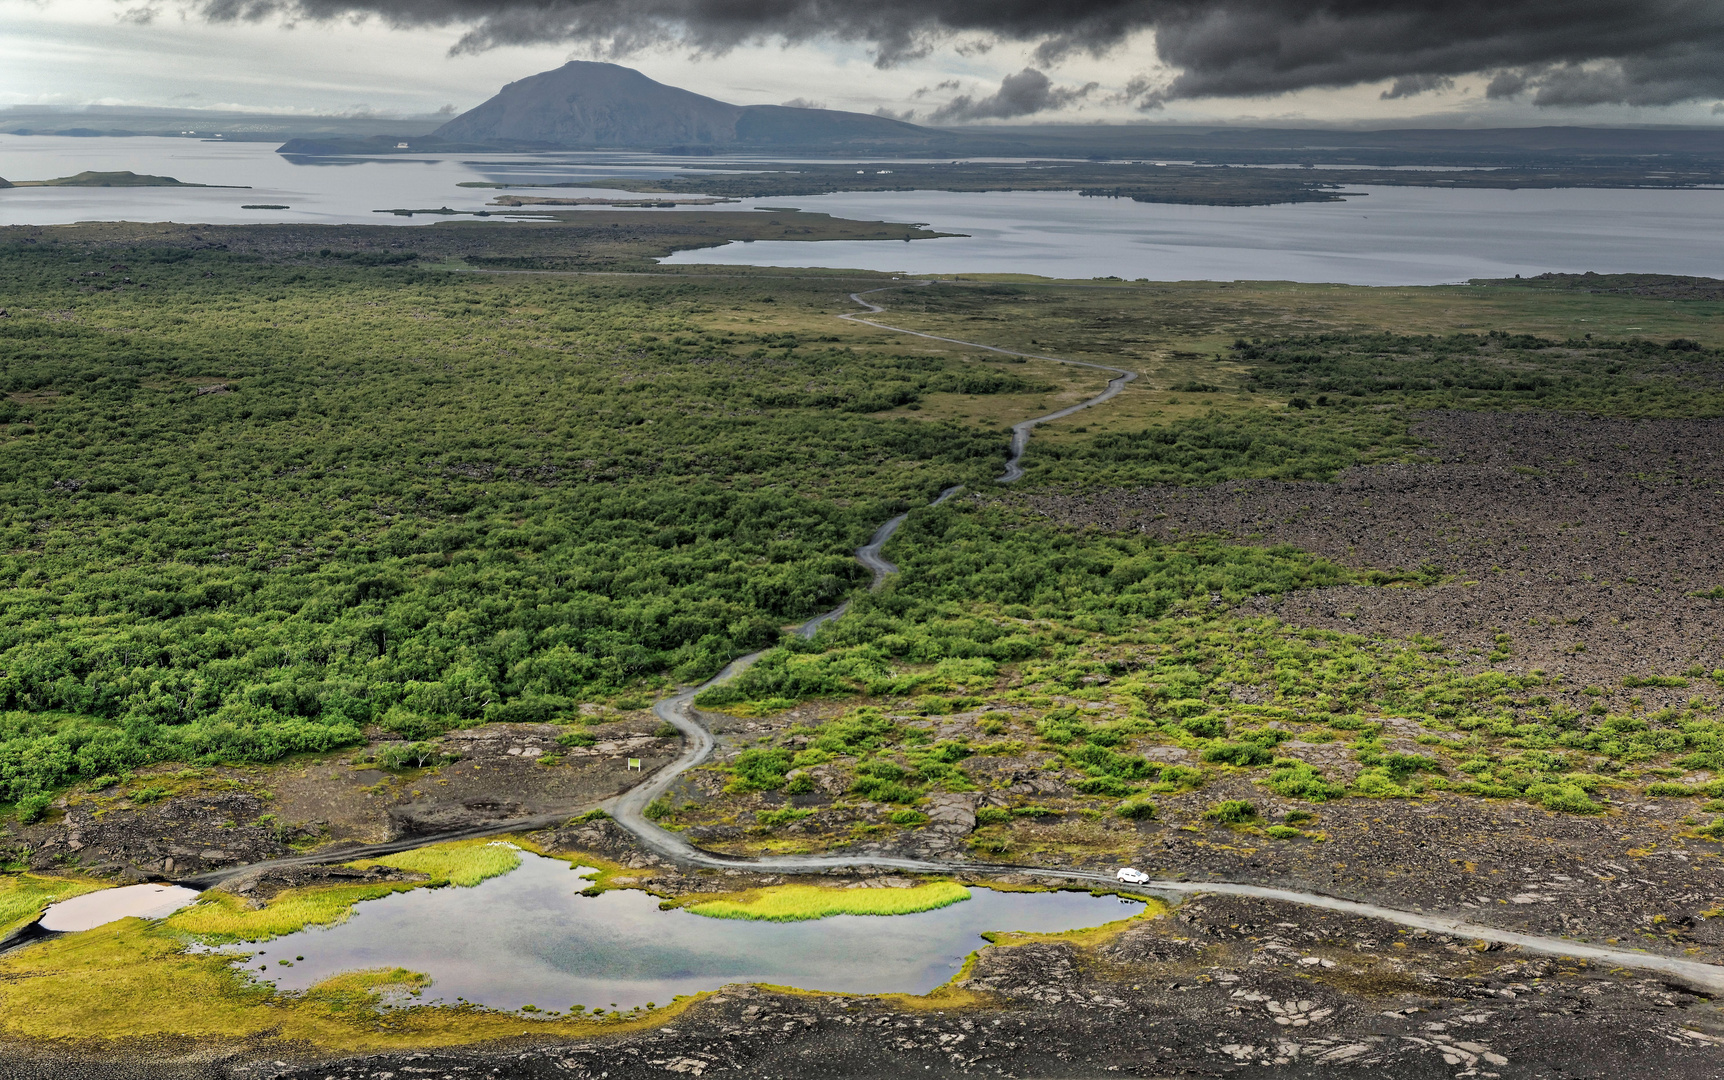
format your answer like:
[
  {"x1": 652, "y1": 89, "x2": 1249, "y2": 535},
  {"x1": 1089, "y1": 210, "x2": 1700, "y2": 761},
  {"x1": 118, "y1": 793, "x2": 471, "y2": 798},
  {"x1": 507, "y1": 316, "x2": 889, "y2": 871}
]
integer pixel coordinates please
[{"x1": 0, "y1": 170, "x2": 245, "y2": 188}]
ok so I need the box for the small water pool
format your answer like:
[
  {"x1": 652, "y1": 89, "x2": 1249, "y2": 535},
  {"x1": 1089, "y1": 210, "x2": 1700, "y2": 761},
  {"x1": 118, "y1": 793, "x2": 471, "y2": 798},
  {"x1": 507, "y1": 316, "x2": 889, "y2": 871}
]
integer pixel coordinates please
[{"x1": 229, "y1": 853, "x2": 1143, "y2": 1012}]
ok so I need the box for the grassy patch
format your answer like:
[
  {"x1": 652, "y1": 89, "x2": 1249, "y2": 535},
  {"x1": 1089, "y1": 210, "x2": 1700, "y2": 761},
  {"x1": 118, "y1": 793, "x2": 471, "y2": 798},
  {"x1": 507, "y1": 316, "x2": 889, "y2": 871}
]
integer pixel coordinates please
[
  {"x1": 981, "y1": 896, "x2": 1170, "y2": 951},
  {"x1": 684, "y1": 881, "x2": 970, "y2": 921},
  {"x1": 0, "y1": 872, "x2": 106, "y2": 937},
  {"x1": 164, "y1": 883, "x2": 416, "y2": 945},
  {"x1": 0, "y1": 917, "x2": 705, "y2": 1050},
  {"x1": 355, "y1": 840, "x2": 524, "y2": 888},
  {"x1": 167, "y1": 840, "x2": 526, "y2": 943}
]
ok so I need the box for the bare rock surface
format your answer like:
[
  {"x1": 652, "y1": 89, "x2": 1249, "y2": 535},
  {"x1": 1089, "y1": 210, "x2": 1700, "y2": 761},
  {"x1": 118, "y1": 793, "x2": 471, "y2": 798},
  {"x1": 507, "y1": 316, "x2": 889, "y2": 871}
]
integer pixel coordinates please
[{"x1": 1023, "y1": 411, "x2": 1724, "y2": 684}]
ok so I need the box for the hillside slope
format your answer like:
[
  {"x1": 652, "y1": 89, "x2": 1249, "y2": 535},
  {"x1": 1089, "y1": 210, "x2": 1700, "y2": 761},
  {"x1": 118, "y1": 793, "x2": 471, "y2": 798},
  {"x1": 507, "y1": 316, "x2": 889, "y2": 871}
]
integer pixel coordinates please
[{"x1": 431, "y1": 61, "x2": 936, "y2": 150}]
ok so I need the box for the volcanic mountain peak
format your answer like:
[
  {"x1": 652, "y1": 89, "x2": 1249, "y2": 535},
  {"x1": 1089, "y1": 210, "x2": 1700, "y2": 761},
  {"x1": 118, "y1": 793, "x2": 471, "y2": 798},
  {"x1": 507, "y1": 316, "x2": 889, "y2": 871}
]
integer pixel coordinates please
[{"x1": 431, "y1": 61, "x2": 933, "y2": 149}]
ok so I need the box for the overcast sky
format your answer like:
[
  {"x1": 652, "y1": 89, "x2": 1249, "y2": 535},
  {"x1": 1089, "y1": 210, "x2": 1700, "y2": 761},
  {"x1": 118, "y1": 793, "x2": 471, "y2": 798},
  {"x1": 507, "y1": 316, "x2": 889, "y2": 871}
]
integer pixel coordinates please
[{"x1": 3, "y1": 0, "x2": 1722, "y2": 126}]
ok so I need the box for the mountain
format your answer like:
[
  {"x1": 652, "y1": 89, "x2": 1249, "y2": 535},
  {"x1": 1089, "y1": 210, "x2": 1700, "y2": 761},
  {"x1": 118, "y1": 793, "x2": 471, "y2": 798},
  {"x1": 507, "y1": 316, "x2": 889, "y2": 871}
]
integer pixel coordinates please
[{"x1": 428, "y1": 61, "x2": 938, "y2": 151}]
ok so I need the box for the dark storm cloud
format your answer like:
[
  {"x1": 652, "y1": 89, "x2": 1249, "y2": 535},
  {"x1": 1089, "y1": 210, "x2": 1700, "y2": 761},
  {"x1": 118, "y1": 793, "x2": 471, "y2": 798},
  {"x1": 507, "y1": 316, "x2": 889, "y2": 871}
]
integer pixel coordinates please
[
  {"x1": 931, "y1": 69, "x2": 1098, "y2": 121},
  {"x1": 188, "y1": 0, "x2": 1724, "y2": 107}
]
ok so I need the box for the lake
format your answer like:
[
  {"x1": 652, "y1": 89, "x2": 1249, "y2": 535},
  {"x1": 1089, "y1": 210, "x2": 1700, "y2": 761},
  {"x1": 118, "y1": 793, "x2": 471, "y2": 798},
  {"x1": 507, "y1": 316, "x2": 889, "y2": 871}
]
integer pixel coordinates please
[
  {"x1": 3, "y1": 135, "x2": 1722, "y2": 285},
  {"x1": 662, "y1": 186, "x2": 1724, "y2": 285},
  {"x1": 226, "y1": 853, "x2": 1143, "y2": 1012}
]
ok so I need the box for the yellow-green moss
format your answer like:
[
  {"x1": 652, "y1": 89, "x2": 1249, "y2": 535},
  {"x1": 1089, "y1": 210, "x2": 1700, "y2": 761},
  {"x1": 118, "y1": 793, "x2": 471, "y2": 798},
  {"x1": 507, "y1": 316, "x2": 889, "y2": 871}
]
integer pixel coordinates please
[
  {"x1": 353, "y1": 839, "x2": 523, "y2": 887},
  {"x1": 686, "y1": 881, "x2": 970, "y2": 922},
  {"x1": 0, "y1": 872, "x2": 107, "y2": 937},
  {"x1": 981, "y1": 897, "x2": 1170, "y2": 950},
  {"x1": 303, "y1": 967, "x2": 433, "y2": 1013},
  {"x1": 167, "y1": 839, "x2": 528, "y2": 944},
  {"x1": 0, "y1": 918, "x2": 704, "y2": 1051},
  {"x1": 164, "y1": 883, "x2": 417, "y2": 944}
]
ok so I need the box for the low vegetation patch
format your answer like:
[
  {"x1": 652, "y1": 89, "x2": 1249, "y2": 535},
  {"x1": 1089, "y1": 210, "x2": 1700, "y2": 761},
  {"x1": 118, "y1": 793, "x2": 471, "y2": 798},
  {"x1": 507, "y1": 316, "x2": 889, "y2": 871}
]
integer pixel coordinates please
[
  {"x1": 168, "y1": 840, "x2": 525, "y2": 943},
  {"x1": 355, "y1": 840, "x2": 524, "y2": 888},
  {"x1": 0, "y1": 872, "x2": 106, "y2": 937},
  {"x1": 684, "y1": 881, "x2": 970, "y2": 922},
  {"x1": 0, "y1": 918, "x2": 701, "y2": 1050}
]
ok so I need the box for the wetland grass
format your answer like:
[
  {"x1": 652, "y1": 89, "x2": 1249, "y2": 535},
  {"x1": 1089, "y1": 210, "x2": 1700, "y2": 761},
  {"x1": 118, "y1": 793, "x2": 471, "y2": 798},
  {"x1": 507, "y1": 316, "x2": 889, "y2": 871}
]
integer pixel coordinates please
[
  {"x1": 685, "y1": 881, "x2": 971, "y2": 921},
  {"x1": 0, "y1": 918, "x2": 703, "y2": 1050},
  {"x1": 167, "y1": 840, "x2": 528, "y2": 944},
  {"x1": 0, "y1": 872, "x2": 106, "y2": 937}
]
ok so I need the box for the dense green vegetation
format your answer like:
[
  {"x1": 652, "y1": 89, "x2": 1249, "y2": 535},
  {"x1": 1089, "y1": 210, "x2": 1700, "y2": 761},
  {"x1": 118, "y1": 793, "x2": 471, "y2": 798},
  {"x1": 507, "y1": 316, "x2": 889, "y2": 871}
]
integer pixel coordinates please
[
  {"x1": 696, "y1": 501, "x2": 1355, "y2": 708},
  {"x1": 706, "y1": 588, "x2": 1724, "y2": 829},
  {"x1": 1234, "y1": 331, "x2": 1724, "y2": 415},
  {"x1": 0, "y1": 246, "x2": 1037, "y2": 807},
  {"x1": 4, "y1": 235, "x2": 1723, "y2": 822},
  {"x1": 1020, "y1": 409, "x2": 1416, "y2": 488},
  {"x1": 1018, "y1": 329, "x2": 1724, "y2": 486},
  {"x1": 695, "y1": 494, "x2": 1724, "y2": 827}
]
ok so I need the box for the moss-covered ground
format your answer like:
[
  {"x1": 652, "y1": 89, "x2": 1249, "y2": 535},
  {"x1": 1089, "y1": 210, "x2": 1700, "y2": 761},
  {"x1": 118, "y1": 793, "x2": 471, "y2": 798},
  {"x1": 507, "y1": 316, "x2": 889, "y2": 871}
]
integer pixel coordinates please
[
  {"x1": 0, "y1": 870, "x2": 105, "y2": 937},
  {"x1": 683, "y1": 881, "x2": 970, "y2": 921},
  {"x1": 165, "y1": 839, "x2": 527, "y2": 944}
]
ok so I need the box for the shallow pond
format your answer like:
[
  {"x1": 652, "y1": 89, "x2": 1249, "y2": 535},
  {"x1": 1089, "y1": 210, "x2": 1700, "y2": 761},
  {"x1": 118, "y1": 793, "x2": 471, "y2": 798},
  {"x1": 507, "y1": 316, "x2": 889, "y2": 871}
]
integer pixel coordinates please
[{"x1": 229, "y1": 853, "x2": 1142, "y2": 1012}]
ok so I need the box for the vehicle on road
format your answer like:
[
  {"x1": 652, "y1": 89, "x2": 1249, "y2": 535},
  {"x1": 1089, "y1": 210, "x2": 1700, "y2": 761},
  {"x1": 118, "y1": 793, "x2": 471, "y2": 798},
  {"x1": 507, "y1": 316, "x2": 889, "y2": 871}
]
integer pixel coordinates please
[{"x1": 1116, "y1": 867, "x2": 1150, "y2": 885}]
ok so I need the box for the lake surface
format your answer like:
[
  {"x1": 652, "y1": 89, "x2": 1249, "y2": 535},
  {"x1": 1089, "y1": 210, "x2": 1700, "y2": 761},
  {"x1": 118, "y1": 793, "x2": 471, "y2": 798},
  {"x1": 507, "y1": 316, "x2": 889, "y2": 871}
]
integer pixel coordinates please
[
  {"x1": 229, "y1": 853, "x2": 1142, "y2": 1012},
  {"x1": 0, "y1": 135, "x2": 728, "y2": 227},
  {"x1": 3, "y1": 136, "x2": 1722, "y2": 284},
  {"x1": 662, "y1": 186, "x2": 1724, "y2": 285}
]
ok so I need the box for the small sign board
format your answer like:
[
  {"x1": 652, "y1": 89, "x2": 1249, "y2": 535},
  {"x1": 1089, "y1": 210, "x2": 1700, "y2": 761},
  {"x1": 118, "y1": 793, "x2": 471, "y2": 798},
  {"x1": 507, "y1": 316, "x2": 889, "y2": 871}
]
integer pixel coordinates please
[{"x1": 627, "y1": 758, "x2": 642, "y2": 771}]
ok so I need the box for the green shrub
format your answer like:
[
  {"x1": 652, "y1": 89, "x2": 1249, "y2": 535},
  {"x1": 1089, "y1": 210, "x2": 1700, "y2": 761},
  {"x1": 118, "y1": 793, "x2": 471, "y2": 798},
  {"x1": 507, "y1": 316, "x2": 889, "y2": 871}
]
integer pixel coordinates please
[
  {"x1": 1283, "y1": 809, "x2": 1316, "y2": 824},
  {"x1": 857, "y1": 759, "x2": 908, "y2": 782},
  {"x1": 1202, "y1": 742, "x2": 1273, "y2": 767},
  {"x1": 784, "y1": 773, "x2": 816, "y2": 794},
  {"x1": 129, "y1": 785, "x2": 170, "y2": 805},
  {"x1": 1150, "y1": 764, "x2": 1206, "y2": 792},
  {"x1": 850, "y1": 776, "x2": 922, "y2": 803},
  {"x1": 1010, "y1": 806, "x2": 1058, "y2": 818},
  {"x1": 15, "y1": 792, "x2": 53, "y2": 823},
  {"x1": 1203, "y1": 799, "x2": 1258, "y2": 824},
  {"x1": 1267, "y1": 758, "x2": 1346, "y2": 801},
  {"x1": 1181, "y1": 716, "x2": 1227, "y2": 738},
  {"x1": 1645, "y1": 782, "x2": 1701, "y2": 797},
  {"x1": 975, "y1": 806, "x2": 1011, "y2": 826},
  {"x1": 1526, "y1": 781, "x2": 1603, "y2": 814},
  {"x1": 556, "y1": 731, "x2": 598, "y2": 748},
  {"x1": 644, "y1": 797, "x2": 675, "y2": 821},
  {"x1": 1074, "y1": 775, "x2": 1138, "y2": 797},
  {"x1": 889, "y1": 809, "x2": 928, "y2": 826},
  {"x1": 1065, "y1": 742, "x2": 1156, "y2": 779},
  {"x1": 1622, "y1": 675, "x2": 1689, "y2": 689},
  {"x1": 1265, "y1": 825, "x2": 1304, "y2": 839},
  {"x1": 1351, "y1": 770, "x2": 1411, "y2": 798},
  {"x1": 1115, "y1": 796, "x2": 1158, "y2": 820},
  {"x1": 1374, "y1": 752, "x2": 1444, "y2": 780},
  {"x1": 727, "y1": 748, "x2": 795, "y2": 793}
]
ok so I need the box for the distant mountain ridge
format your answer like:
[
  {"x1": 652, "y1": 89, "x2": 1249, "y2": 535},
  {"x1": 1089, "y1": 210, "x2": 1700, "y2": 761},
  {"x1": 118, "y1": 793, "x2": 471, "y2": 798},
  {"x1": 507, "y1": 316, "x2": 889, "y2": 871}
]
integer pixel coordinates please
[{"x1": 428, "y1": 62, "x2": 936, "y2": 150}]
